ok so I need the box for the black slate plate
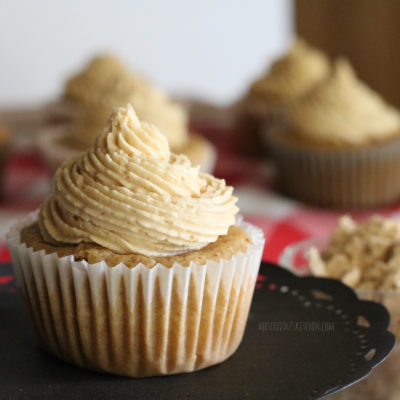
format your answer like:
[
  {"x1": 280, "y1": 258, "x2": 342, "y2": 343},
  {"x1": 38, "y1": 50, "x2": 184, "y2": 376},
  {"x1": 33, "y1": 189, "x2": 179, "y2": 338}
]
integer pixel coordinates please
[{"x1": 0, "y1": 262, "x2": 395, "y2": 400}]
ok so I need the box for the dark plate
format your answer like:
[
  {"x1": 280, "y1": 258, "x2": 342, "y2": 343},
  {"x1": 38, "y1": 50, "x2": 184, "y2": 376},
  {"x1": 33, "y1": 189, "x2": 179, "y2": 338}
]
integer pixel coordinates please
[{"x1": 0, "y1": 262, "x2": 395, "y2": 400}]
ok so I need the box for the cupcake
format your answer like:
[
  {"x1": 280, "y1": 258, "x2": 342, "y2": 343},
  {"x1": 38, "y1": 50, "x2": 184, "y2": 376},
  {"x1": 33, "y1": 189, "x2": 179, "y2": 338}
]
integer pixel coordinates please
[
  {"x1": 8, "y1": 105, "x2": 264, "y2": 377},
  {"x1": 235, "y1": 38, "x2": 330, "y2": 156},
  {"x1": 40, "y1": 55, "x2": 216, "y2": 173},
  {"x1": 266, "y1": 59, "x2": 400, "y2": 208}
]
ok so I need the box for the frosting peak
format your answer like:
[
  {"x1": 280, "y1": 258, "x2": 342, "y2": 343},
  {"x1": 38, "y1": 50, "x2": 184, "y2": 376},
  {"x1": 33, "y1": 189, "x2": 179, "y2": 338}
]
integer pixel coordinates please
[
  {"x1": 98, "y1": 104, "x2": 170, "y2": 161},
  {"x1": 288, "y1": 59, "x2": 400, "y2": 145},
  {"x1": 39, "y1": 105, "x2": 238, "y2": 257},
  {"x1": 249, "y1": 38, "x2": 330, "y2": 104}
]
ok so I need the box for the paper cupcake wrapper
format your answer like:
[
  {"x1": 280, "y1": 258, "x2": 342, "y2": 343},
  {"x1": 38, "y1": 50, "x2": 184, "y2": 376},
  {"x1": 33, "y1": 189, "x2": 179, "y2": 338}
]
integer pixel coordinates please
[
  {"x1": 7, "y1": 212, "x2": 264, "y2": 377},
  {"x1": 266, "y1": 128, "x2": 400, "y2": 208}
]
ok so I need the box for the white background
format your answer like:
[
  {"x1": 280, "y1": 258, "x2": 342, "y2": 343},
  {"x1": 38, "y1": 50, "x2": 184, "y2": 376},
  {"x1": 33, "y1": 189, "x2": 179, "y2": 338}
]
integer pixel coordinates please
[{"x1": 0, "y1": 0, "x2": 293, "y2": 107}]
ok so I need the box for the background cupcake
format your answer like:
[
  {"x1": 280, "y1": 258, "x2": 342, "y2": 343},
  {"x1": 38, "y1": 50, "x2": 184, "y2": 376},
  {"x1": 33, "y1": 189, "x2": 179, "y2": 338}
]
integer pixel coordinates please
[
  {"x1": 8, "y1": 104, "x2": 265, "y2": 377},
  {"x1": 40, "y1": 55, "x2": 216, "y2": 173},
  {"x1": 266, "y1": 59, "x2": 400, "y2": 208},
  {"x1": 235, "y1": 38, "x2": 330, "y2": 156}
]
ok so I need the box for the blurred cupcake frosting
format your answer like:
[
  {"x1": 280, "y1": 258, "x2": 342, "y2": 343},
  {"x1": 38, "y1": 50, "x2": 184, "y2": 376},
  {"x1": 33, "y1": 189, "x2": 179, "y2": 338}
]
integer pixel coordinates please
[
  {"x1": 289, "y1": 59, "x2": 400, "y2": 146},
  {"x1": 64, "y1": 55, "x2": 149, "y2": 104},
  {"x1": 70, "y1": 87, "x2": 188, "y2": 152},
  {"x1": 235, "y1": 38, "x2": 330, "y2": 157},
  {"x1": 39, "y1": 104, "x2": 237, "y2": 256},
  {"x1": 40, "y1": 54, "x2": 216, "y2": 174},
  {"x1": 65, "y1": 55, "x2": 188, "y2": 152},
  {"x1": 248, "y1": 38, "x2": 331, "y2": 106}
]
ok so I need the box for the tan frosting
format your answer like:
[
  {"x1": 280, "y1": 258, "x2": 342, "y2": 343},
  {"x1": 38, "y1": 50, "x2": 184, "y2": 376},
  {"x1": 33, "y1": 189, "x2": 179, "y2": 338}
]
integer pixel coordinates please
[
  {"x1": 288, "y1": 59, "x2": 400, "y2": 146},
  {"x1": 65, "y1": 55, "x2": 148, "y2": 104},
  {"x1": 71, "y1": 89, "x2": 188, "y2": 151},
  {"x1": 66, "y1": 55, "x2": 188, "y2": 151},
  {"x1": 39, "y1": 104, "x2": 238, "y2": 257},
  {"x1": 248, "y1": 38, "x2": 330, "y2": 105}
]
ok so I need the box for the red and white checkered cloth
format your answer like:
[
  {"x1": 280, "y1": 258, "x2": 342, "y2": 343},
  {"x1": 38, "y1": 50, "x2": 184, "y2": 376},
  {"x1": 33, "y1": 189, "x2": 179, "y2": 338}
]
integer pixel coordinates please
[{"x1": 1, "y1": 122, "x2": 400, "y2": 265}]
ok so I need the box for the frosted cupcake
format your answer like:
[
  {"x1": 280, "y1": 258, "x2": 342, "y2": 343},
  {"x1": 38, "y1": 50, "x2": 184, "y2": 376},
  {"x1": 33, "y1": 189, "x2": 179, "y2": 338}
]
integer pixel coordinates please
[
  {"x1": 8, "y1": 104, "x2": 264, "y2": 377},
  {"x1": 235, "y1": 39, "x2": 330, "y2": 156},
  {"x1": 41, "y1": 55, "x2": 216, "y2": 173},
  {"x1": 266, "y1": 59, "x2": 400, "y2": 208}
]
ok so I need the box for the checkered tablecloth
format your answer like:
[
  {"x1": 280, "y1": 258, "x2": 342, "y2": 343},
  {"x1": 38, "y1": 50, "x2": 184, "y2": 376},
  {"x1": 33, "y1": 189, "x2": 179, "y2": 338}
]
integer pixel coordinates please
[{"x1": 1, "y1": 122, "x2": 400, "y2": 267}]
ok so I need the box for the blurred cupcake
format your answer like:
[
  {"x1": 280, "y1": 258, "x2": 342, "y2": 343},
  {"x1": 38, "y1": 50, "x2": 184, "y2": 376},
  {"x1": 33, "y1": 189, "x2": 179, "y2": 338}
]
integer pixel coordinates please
[
  {"x1": 235, "y1": 38, "x2": 330, "y2": 156},
  {"x1": 64, "y1": 55, "x2": 148, "y2": 105},
  {"x1": 41, "y1": 55, "x2": 215, "y2": 173},
  {"x1": 8, "y1": 104, "x2": 264, "y2": 377},
  {"x1": 266, "y1": 59, "x2": 400, "y2": 208}
]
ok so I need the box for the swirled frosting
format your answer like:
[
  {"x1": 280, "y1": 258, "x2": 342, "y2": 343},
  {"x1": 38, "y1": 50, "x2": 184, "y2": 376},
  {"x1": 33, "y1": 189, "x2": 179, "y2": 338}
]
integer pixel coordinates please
[
  {"x1": 65, "y1": 55, "x2": 188, "y2": 151},
  {"x1": 248, "y1": 39, "x2": 330, "y2": 105},
  {"x1": 39, "y1": 104, "x2": 238, "y2": 257},
  {"x1": 288, "y1": 59, "x2": 400, "y2": 146}
]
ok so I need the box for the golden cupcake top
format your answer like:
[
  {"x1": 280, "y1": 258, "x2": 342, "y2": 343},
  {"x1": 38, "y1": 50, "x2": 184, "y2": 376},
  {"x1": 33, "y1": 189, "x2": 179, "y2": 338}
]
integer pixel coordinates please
[
  {"x1": 39, "y1": 104, "x2": 238, "y2": 257},
  {"x1": 310, "y1": 215, "x2": 400, "y2": 289},
  {"x1": 65, "y1": 55, "x2": 189, "y2": 151},
  {"x1": 248, "y1": 38, "x2": 330, "y2": 105},
  {"x1": 288, "y1": 59, "x2": 400, "y2": 146}
]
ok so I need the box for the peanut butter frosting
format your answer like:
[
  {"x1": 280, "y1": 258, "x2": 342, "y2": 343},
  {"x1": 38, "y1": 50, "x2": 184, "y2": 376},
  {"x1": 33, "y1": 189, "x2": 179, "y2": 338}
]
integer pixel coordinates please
[
  {"x1": 288, "y1": 59, "x2": 400, "y2": 146},
  {"x1": 71, "y1": 89, "x2": 188, "y2": 151},
  {"x1": 65, "y1": 55, "x2": 148, "y2": 104},
  {"x1": 39, "y1": 104, "x2": 238, "y2": 257},
  {"x1": 65, "y1": 55, "x2": 188, "y2": 151},
  {"x1": 248, "y1": 38, "x2": 330, "y2": 105}
]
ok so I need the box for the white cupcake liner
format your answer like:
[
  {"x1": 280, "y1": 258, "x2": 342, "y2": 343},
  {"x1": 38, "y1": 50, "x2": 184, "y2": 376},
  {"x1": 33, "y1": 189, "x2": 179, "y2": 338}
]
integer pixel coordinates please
[{"x1": 7, "y1": 212, "x2": 264, "y2": 377}]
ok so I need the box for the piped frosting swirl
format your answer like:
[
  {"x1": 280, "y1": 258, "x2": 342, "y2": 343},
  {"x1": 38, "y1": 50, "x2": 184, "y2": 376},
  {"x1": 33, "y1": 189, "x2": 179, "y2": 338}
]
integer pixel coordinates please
[
  {"x1": 39, "y1": 105, "x2": 238, "y2": 256},
  {"x1": 288, "y1": 59, "x2": 400, "y2": 146}
]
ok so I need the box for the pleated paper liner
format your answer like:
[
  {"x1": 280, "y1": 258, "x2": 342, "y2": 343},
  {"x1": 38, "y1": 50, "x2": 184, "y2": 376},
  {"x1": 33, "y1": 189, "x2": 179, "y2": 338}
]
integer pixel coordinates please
[
  {"x1": 7, "y1": 212, "x2": 264, "y2": 377},
  {"x1": 266, "y1": 128, "x2": 400, "y2": 208}
]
